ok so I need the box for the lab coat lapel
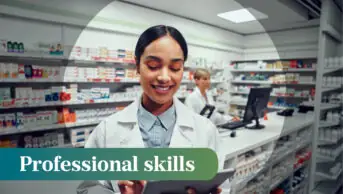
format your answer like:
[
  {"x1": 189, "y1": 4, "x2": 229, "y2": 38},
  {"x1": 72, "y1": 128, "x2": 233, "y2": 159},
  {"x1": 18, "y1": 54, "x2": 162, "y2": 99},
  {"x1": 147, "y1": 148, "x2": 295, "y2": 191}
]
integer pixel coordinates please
[
  {"x1": 115, "y1": 98, "x2": 145, "y2": 148},
  {"x1": 169, "y1": 125, "x2": 194, "y2": 148},
  {"x1": 115, "y1": 96, "x2": 196, "y2": 148},
  {"x1": 169, "y1": 97, "x2": 196, "y2": 148},
  {"x1": 118, "y1": 123, "x2": 145, "y2": 147},
  {"x1": 195, "y1": 87, "x2": 213, "y2": 105}
]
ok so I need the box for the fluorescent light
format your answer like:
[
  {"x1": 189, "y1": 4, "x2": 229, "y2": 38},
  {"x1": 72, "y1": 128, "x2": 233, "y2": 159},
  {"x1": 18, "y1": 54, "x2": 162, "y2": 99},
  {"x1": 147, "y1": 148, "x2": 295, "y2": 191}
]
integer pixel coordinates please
[{"x1": 217, "y1": 8, "x2": 268, "y2": 23}]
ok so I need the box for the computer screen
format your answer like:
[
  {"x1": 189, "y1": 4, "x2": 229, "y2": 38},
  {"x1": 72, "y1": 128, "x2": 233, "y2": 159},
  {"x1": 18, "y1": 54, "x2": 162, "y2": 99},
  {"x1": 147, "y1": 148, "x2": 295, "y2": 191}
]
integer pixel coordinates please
[{"x1": 243, "y1": 87, "x2": 272, "y2": 129}]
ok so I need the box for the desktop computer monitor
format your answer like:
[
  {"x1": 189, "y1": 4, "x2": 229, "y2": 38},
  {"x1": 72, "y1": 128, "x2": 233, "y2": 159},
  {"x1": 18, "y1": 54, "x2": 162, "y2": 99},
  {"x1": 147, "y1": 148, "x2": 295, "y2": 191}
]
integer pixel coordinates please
[{"x1": 242, "y1": 87, "x2": 272, "y2": 130}]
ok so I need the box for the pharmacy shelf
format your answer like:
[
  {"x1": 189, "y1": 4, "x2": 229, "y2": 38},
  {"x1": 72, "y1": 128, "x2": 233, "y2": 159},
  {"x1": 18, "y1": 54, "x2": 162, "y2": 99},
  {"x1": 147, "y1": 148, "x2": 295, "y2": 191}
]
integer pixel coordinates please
[
  {"x1": 294, "y1": 161, "x2": 310, "y2": 172},
  {"x1": 68, "y1": 59, "x2": 135, "y2": 66},
  {"x1": 0, "y1": 99, "x2": 135, "y2": 110},
  {"x1": 231, "y1": 80, "x2": 316, "y2": 85},
  {"x1": 234, "y1": 167, "x2": 267, "y2": 191},
  {"x1": 0, "y1": 121, "x2": 100, "y2": 136},
  {"x1": 320, "y1": 103, "x2": 342, "y2": 111},
  {"x1": 318, "y1": 136, "x2": 343, "y2": 146},
  {"x1": 312, "y1": 183, "x2": 342, "y2": 194},
  {"x1": 296, "y1": 140, "x2": 312, "y2": 151},
  {"x1": 230, "y1": 91, "x2": 310, "y2": 98},
  {"x1": 0, "y1": 52, "x2": 67, "y2": 60},
  {"x1": 229, "y1": 101, "x2": 247, "y2": 106},
  {"x1": 310, "y1": 4, "x2": 341, "y2": 193},
  {"x1": 0, "y1": 78, "x2": 140, "y2": 83},
  {"x1": 230, "y1": 100, "x2": 290, "y2": 110},
  {"x1": 319, "y1": 121, "x2": 341, "y2": 128},
  {"x1": 315, "y1": 168, "x2": 342, "y2": 181},
  {"x1": 292, "y1": 180, "x2": 308, "y2": 192},
  {"x1": 312, "y1": 172, "x2": 342, "y2": 194},
  {"x1": 234, "y1": 141, "x2": 311, "y2": 192},
  {"x1": 185, "y1": 66, "x2": 225, "y2": 71},
  {"x1": 322, "y1": 85, "x2": 342, "y2": 93},
  {"x1": 323, "y1": 23, "x2": 342, "y2": 43},
  {"x1": 220, "y1": 112, "x2": 313, "y2": 193},
  {"x1": 270, "y1": 150, "x2": 293, "y2": 166},
  {"x1": 0, "y1": 52, "x2": 136, "y2": 65},
  {"x1": 0, "y1": 78, "x2": 222, "y2": 85},
  {"x1": 230, "y1": 68, "x2": 316, "y2": 72},
  {"x1": 270, "y1": 169, "x2": 293, "y2": 190},
  {"x1": 323, "y1": 67, "x2": 343, "y2": 74},
  {"x1": 52, "y1": 142, "x2": 85, "y2": 148},
  {"x1": 0, "y1": 95, "x2": 190, "y2": 110},
  {"x1": 51, "y1": 143, "x2": 72, "y2": 148},
  {"x1": 0, "y1": 95, "x2": 191, "y2": 136},
  {"x1": 316, "y1": 152, "x2": 342, "y2": 163},
  {"x1": 1, "y1": 52, "x2": 225, "y2": 71},
  {"x1": 316, "y1": 146, "x2": 343, "y2": 162},
  {"x1": 230, "y1": 91, "x2": 250, "y2": 95}
]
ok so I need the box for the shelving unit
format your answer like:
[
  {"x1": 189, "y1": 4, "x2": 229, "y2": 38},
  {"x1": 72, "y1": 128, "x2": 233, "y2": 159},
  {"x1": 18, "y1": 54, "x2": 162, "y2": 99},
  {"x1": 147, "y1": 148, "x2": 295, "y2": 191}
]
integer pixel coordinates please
[
  {"x1": 220, "y1": 113, "x2": 314, "y2": 194},
  {"x1": 0, "y1": 50, "x2": 226, "y2": 148},
  {"x1": 228, "y1": 58, "x2": 317, "y2": 117},
  {"x1": 310, "y1": 0, "x2": 343, "y2": 194}
]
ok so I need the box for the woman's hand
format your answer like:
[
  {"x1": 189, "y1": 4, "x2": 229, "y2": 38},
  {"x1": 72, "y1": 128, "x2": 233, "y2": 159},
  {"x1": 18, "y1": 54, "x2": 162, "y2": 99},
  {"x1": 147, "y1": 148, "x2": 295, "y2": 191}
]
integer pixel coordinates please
[
  {"x1": 187, "y1": 187, "x2": 222, "y2": 194},
  {"x1": 118, "y1": 180, "x2": 146, "y2": 194},
  {"x1": 231, "y1": 116, "x2": 240, "y2": 121}
]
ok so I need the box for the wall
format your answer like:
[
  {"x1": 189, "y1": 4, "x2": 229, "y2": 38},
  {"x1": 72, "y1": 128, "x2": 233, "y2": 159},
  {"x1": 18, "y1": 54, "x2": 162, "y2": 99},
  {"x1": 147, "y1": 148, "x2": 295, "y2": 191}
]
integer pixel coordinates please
[
  {"x1": 0, "y1": 0, "x2": 322, "y2": 63},
  {"x1": 0, "y1": 0, "x2": 244, "y2": 64},
  {"x1": 242, "y1": 27, "x2": 319, "y2": 60}
]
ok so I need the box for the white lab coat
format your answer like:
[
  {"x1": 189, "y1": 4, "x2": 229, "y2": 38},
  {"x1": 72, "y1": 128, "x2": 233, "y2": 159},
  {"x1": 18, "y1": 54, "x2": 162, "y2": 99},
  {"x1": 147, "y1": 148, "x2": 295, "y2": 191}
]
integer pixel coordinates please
[
  {"x1": 77, "y1": 95, "x2": 224, "y2": 194},
  {"x1": 185, "y1": 87, "x2": 232, "y2": 126}
]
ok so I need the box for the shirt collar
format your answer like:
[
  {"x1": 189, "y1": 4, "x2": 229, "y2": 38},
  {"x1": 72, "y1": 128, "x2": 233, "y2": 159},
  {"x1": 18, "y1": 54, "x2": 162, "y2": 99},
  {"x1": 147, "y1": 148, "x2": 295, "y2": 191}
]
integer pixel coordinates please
[
  {"x1": 195, "y1": 87, "x2": 208, "y2": 95},
  {"x1": 195, "y1": 87, "x2": 208, "y2": 102},
  {"x1": 137, "y1": 101, "x2": 176, "y2": 131},
  {"x1": 138, "y1": 102, "x2": 156, "y2": 131},
  {"x1": 158, "y1": 103, "x2": 176, "y2": 130}
]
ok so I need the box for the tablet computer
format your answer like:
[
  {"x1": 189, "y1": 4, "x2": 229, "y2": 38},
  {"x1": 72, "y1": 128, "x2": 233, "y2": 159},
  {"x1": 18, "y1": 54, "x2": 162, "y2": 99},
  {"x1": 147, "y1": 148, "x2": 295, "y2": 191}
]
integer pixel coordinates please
[
  {"x1": 142, "y1": 168, "x2": 235, "y2": 194},
  {"x1": 199, "y1": 104, "x2": 215, "y2": 119}
]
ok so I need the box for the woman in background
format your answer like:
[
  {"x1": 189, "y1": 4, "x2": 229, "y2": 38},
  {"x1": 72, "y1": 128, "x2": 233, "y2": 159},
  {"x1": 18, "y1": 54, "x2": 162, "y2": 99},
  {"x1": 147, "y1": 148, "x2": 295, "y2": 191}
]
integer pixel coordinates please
[
  {"x1": 77, "y1": 25, "x2": 223, "y2": 194},
  {"x1": 185, "y1": 68, "x2": 238, "y2": 126}
]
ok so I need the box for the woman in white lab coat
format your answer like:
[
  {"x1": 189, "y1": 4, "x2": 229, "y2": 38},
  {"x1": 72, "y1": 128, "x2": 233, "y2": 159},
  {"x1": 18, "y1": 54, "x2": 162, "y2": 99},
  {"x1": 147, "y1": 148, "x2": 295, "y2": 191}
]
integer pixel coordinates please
[
  {"x1": 77, "y1": 25, "x2": 223, "y2": 194},
  {"x1": 185, "y1": 69, "x2": 238, "y2": 126}
]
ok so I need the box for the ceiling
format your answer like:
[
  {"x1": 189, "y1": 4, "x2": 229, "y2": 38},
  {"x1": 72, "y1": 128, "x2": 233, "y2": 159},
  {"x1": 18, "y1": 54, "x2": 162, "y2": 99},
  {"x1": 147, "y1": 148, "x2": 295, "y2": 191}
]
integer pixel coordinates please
[{"x1": 120, "y1": 0, "x2": 321, "y2": 35}]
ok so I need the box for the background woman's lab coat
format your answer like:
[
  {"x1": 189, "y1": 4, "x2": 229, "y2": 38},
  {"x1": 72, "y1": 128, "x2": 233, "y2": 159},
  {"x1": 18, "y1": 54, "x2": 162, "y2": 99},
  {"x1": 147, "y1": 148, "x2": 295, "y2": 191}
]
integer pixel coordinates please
[{"x1": 185, "y1": 87, "x2": 232, "y2": 126}]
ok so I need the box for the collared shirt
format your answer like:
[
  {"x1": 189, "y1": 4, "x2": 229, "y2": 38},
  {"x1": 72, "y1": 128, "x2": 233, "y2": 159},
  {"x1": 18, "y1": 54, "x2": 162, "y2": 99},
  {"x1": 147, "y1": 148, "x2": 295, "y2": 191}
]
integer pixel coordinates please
[{"x1": 137, "y1": 102, "x2": 176, "y2": 148}]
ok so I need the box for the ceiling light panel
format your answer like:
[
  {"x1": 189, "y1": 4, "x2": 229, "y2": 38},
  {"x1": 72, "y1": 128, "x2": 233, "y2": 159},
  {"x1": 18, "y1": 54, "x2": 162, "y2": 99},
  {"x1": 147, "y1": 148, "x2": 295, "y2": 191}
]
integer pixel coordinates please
[{"x1": 217, "y1": 8, "x2": 268, "y2": 23}]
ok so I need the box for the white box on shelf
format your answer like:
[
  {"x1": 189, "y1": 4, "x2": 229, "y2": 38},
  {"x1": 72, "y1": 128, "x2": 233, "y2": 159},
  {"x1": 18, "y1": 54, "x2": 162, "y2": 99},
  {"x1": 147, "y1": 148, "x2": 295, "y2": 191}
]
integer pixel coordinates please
[
  {"x1": 15, "y1": 112, "x2": 24, "y2": 129},
  {"x1": 0, "y1": 63, "x2": 4, "y2": 81},
  {"x1": 20, "y1": 88, "x2": 29, "y2": 105},
  {"x1": 10, "y1": 63, "x2": 18, "y2": 79},
  {"x1": 3, "y1": 63, "x2": 11, "y2": 80},
  {"x1": 31, "y1": 89, "x2": 39, "y2": 105},
  {"x1": 24, "y1": 113, "x2": 37, "y2": 128},
  {"x1": 17, "y1": 64, "x2": 25, "y2": 80}
]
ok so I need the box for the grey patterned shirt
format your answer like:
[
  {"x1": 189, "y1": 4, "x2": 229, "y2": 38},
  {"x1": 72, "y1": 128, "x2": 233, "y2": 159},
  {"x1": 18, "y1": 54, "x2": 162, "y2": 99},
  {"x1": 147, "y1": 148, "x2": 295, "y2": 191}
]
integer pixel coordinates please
[{"x1": 137, "y1": 102, "x2": 176, "y2": 148}]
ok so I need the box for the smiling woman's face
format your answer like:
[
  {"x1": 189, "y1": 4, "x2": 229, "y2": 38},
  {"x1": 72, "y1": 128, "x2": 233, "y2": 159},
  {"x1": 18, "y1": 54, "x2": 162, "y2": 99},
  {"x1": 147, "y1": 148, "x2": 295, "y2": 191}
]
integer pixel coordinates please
[{"x1": 138, "y1": 35, "x2": 184, "y2": 105}]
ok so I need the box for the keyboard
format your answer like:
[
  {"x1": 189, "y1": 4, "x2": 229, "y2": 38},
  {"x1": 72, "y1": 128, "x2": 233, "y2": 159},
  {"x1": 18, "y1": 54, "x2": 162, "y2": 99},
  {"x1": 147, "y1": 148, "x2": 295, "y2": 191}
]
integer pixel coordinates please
[{"x1": 218, "y1": 120, "x2": 247, "y2": 130}]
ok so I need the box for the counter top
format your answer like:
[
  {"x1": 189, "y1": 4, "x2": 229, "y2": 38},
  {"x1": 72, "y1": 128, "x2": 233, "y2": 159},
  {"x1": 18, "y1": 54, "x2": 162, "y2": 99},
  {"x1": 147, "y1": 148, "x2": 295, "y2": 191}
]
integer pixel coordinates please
[{"x1": 218, "y1": 112, "x2": 314, "y2": 160}]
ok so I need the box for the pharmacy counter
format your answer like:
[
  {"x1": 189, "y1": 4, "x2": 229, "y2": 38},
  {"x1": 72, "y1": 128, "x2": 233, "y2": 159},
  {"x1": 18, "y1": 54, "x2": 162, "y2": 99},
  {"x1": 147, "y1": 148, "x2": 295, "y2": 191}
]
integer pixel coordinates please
[
  {"x1": 218, "y1": 112, "x2": 314, "y2": 194},
  {"x1": 219, "y1": 112, "x2": 314, "y2": 161}
]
